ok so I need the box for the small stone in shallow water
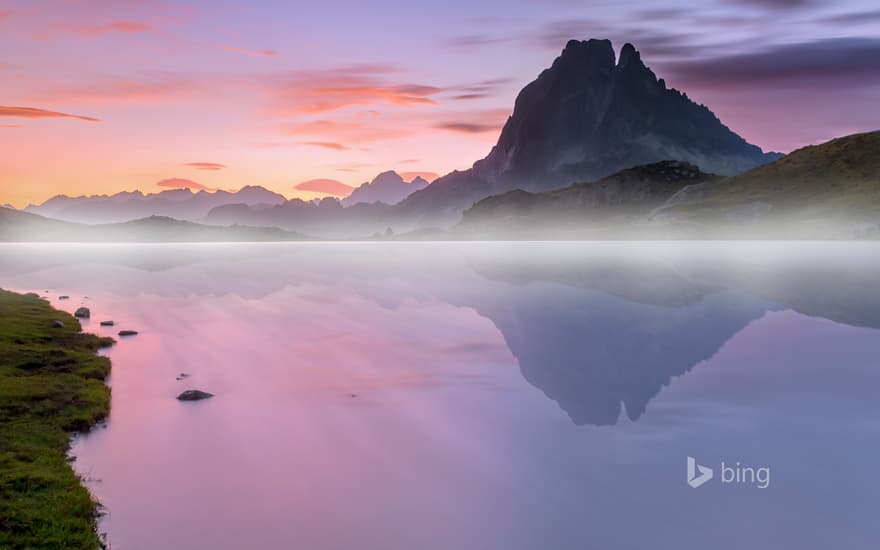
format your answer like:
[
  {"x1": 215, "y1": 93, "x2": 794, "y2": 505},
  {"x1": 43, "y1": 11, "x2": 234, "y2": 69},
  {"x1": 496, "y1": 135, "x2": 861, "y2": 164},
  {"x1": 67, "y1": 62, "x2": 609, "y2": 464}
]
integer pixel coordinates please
[
  {"x1": 118, "y1": 330, "x2": 138, "y2": 337},
  {"x1": 59, "y1": 296, "x2": 69, "y2": 300},
  {"x1": 74, "y1": 307, "x2": 90, "y2": 318},
  {"x1": 100, "y1": 321, "x2": 115, "y2": 326},
  {"x1": 177, "y1": 390, "x2": 213, "y2": 401},
  {"x1": 176, "y1": 372, "x2": 191, "y2": 380}
]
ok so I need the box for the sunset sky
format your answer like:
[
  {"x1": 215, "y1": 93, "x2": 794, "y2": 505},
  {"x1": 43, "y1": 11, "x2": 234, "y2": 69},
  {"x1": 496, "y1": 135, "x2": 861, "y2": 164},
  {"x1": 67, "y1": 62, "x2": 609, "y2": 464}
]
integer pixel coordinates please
[{"x1": 2, "y1": 0, "x2": 879, "y2": 207}]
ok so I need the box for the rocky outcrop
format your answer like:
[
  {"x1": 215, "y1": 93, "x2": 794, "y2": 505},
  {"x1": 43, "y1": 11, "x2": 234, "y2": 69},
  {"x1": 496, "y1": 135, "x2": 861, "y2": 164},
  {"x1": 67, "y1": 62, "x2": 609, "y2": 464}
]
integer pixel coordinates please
[{"x1": 177, "y1": 390, "x2": 213, "y2": 401}]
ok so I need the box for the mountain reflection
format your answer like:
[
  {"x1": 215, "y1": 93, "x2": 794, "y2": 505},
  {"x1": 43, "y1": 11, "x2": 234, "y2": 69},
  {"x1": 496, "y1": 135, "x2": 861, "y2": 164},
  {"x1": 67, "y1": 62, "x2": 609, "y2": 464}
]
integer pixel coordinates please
[{"x1": 1, "y1": 242, "x2": 878, "y2": 426}]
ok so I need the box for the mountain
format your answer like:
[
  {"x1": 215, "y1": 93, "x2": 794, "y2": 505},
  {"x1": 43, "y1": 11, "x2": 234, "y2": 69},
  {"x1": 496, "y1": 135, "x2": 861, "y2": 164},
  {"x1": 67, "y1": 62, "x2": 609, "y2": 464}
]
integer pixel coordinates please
[
  {"x1": 342, "y1": 172, "x2": 430, "y2": 206},
  {"x1": 395, "y1": 39, "x2": 780, "y2": 229},
  {"x1": 650, "y1": 131, "x2": 880, "y2": 238},
  {"x1": 141, "y1": 38, "x2": 780, "y2": 238},
  {"x1": 0, "y1": 207, "x2": 306, "y2": 242},
  {"x1": 455, "y1": 160, "x2": 720, "y2": 238},
  {"x1": 25, "y1": 185, "x2": 287, "y2": 224},
  {"x1": 204, "y1": 197, "x2": 397, "y2": 240},
  {"x1": 456, "y1": 131, "x2": 880, "y2": 239}
]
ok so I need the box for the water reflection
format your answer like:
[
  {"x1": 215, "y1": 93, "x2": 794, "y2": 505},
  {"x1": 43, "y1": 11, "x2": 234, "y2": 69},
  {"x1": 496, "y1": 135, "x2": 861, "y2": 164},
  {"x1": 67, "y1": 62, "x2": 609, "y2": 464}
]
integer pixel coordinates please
[
  {"x1": 1, "y1": 242, "x2": 879, "y2": 549},
  {"x1": 2, "y1": 242, "x2": 880, "y2": 427}
]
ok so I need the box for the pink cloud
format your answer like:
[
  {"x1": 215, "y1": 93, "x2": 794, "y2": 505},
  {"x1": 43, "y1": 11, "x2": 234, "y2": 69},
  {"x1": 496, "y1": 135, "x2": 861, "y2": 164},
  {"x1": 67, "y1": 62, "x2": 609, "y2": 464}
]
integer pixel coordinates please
[
  {"x1": 183, "y1": 162, "x2": 226, "y2": 171},
  {"x1": 0, "y1": 105, "x2": 99, "y2": 122},
  {"x1": 294, "y1": 179, "x2": 354, "y2": 197},
  {"x1": 284, "y1": 117, "x2": 414, "y2": 144},
  {"x1": 223, "y1": 45, "x2": 277, "y2": 58},
  {"x1": 66, "y1": 20, "x2": 153, "y2": 36},
  {"x1": 270, "y1": 65, "x2": 442, "y2": 115},
  {"x1": 434, "y1": 121, "x2": 503, "y2": 133},
  {"x1": 33, "y1": 76, "x2": 199, "y2": 105},
  {"x1": 302, "y1": 141, "x2": 350, "y2": 151}
]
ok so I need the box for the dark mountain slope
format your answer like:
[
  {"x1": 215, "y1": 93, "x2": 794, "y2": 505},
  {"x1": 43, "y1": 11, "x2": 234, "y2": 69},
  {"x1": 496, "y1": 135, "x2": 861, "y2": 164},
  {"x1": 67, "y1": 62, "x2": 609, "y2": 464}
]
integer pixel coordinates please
[{"x1": 455, "y1": 161, "x2": 719, "y2": 238}]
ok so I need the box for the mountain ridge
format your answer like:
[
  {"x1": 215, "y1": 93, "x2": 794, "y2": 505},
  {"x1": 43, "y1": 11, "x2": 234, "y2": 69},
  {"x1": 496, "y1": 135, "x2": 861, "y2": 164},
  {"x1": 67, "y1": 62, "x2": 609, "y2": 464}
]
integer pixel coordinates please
[{"x1": 24, "y1": 185, "x2": 287, "y2": 224}]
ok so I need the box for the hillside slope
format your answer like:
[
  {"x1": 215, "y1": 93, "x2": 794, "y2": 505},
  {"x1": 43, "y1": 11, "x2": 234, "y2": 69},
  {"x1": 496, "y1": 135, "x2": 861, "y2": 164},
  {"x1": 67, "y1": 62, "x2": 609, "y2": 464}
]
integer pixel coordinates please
[
  {"x1": 455, "y1": 161, "x2": 719, "y2": 238},
  {"x1": 652, "y1": 131, "x2": 880, "y2": 238}
]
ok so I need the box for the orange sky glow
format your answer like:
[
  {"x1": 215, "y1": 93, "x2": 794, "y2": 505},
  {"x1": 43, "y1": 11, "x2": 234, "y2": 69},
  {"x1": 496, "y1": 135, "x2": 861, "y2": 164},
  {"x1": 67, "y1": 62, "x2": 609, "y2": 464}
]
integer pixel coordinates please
[{"x1": 3, "y1": 0, "x2": 878, "y2": 207}]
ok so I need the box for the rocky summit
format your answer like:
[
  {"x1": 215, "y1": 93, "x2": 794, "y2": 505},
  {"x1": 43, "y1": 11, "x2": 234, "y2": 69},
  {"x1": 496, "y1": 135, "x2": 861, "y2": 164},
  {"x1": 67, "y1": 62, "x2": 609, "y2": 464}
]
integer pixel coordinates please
[
  {"x1": 399, "y1": 39, "x2": 781, "y2": 228},
  {"x1": 475, "y1": 39, "x2": 779, "y2": 187}
]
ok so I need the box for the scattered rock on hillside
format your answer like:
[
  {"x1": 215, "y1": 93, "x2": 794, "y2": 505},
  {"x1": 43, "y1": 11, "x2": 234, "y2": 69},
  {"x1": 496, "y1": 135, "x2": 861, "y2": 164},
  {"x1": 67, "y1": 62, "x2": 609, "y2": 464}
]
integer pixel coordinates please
[{"x1": 51, "y1": 320, "x2": 65, "y2": 328}]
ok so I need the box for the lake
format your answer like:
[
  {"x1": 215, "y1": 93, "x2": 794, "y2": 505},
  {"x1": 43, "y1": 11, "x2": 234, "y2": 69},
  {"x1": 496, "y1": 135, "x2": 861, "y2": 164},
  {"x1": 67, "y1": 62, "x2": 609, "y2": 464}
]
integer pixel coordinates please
[{"x1": 2, "y1": 242, "x2": 879, "y2": 549}]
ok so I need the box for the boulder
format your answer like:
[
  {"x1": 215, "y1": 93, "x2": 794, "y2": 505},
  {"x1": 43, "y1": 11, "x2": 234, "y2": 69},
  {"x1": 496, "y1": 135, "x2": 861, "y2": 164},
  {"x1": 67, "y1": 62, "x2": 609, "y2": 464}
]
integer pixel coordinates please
[
  {"x1": 51, "y1": 320, "x2": 65, "y2": 328},
  {"x1": 177, "y1": 390, "x2": 214, "y2": 401},
  {"x1": 100, "y1": 321, "x2": 115, "y2": 326},
  {"x1": 118, "y1": 330, "x2": 138, "y2": 337},
  {"x1": 74, "y1": 307, "x2": 90, "y2": 318}
]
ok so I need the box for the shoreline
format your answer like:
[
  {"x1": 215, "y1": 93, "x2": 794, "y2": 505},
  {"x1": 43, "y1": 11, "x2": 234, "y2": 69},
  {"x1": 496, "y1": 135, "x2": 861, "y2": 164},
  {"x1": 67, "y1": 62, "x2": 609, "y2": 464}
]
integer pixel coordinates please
[{"x1": 0, "y1": 289, "x2": 114, "y2": 549}]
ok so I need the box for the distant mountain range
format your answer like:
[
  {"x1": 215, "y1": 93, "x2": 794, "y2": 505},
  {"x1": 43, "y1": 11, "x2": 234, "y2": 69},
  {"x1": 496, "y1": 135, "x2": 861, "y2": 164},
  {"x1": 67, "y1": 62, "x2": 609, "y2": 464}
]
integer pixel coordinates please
[
  {"x1": 0, "y1": 208, "x2": 305, "y2": 242},
  {"x1": 342, "y1": 172, "x2": 430, "y2": 207},
  {"x1": 25, "y1": 186, "x2": 287, "y2": 225}
]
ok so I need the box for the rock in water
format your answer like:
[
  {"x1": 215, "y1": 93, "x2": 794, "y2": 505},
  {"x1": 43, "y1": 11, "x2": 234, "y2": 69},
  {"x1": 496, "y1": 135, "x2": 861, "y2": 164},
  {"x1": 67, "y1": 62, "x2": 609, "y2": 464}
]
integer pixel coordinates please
[
  {"x1": 100, "y1": 320, "x2": 115, "y2": 326},
  {"x1": 74, "y1": 307, "x2": 90, "y2": 318},
  {"x1": 118, "y1": 330, "x2": 138, "y2": 337},
  {"x1": 59, "y1": 295, "x2": 70, "y2": 300},
  {"x1": 51, "y1": 320, "x2": 65, "y2": 328},
  {"x1": 177, "y1": 390, "x2": 214, "y2": 401}
]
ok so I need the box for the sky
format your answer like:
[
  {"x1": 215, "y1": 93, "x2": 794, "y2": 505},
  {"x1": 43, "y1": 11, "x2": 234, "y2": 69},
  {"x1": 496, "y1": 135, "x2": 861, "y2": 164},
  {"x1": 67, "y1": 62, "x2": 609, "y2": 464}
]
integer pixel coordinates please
[{"x1": 1, "y1": 0, "x2": 879, "y2": 207}]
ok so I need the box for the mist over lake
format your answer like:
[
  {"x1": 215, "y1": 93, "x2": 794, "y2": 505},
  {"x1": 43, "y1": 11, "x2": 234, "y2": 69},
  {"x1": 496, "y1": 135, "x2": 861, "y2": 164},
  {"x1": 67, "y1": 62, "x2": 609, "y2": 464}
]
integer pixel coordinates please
[{"x1": 2, "y1": 241, "x2": 878, "y2": 549}]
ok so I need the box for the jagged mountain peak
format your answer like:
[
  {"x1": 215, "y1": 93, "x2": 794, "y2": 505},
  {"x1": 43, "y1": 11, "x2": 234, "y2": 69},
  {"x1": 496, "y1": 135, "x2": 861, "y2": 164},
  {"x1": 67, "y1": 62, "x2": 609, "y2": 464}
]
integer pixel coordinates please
[
  {"x1": 471, "y1": 39, "x2": 777, "y2": 189},
  {"x1": 341, "y1": 170, "x2": 428, "y2": 207}
]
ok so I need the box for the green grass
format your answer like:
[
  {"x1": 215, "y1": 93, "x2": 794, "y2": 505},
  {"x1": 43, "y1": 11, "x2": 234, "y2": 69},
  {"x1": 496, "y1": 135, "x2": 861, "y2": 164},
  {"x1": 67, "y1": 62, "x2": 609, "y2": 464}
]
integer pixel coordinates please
[
  {"x1": 0, "y1": 289, "x2": 114, "y2": 550},
  {"x1": 661, "y1": 131, "x2": 880, "y2": 224}
]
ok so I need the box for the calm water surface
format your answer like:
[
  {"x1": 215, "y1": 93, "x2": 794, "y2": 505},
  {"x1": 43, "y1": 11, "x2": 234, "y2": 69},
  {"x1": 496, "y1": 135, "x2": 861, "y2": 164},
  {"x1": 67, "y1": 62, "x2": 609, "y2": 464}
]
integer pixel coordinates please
[{"x1": 2, "y1": 242, "x2": 879, "y2": 550}]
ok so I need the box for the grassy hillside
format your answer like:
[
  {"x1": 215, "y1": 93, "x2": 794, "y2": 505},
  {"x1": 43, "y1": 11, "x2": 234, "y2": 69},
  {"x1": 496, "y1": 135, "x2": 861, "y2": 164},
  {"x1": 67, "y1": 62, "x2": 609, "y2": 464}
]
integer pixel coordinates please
[
  {"x1": 0, "y1": 290, "x2": 114, "y2": 549},
  {"x1": 456, "y1": 161, "x2": 719, "y2": 238},
  {"x1": 452, "y1": 131, "x2": 880, "y2": 239},
  {"x1": 654, "y1": 131, "x2": 880, "y2": 237}
]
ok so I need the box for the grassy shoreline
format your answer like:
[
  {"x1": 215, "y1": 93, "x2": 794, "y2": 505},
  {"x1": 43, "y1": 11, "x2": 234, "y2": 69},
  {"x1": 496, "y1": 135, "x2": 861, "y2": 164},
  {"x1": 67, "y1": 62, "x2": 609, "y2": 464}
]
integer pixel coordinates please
[{"x1": 0, "y1": 289, "x2": 114, "y2": 549}]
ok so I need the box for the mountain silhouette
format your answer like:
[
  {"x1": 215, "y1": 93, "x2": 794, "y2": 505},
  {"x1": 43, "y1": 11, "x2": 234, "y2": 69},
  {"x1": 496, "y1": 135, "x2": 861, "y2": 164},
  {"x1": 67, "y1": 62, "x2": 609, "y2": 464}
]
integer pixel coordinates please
[
  {"x1": 25, "y1": 185, "x2": 287, "y2": 224},
  {"x1": 396, "y1": 39, "x2": 780, "y2": 229},
  {"x1": 342, "y1": 172, "x2": 430, "y2": 207}
]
